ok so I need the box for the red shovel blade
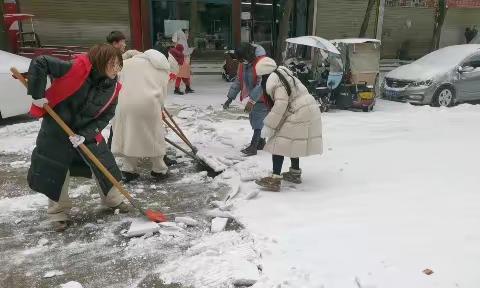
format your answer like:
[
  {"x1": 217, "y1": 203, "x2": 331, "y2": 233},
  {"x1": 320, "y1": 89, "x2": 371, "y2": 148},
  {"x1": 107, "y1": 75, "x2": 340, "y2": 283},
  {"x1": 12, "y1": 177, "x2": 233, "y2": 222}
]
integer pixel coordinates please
[{"x1": 145, "y1": 209, "x2": 167, "y2": 223}]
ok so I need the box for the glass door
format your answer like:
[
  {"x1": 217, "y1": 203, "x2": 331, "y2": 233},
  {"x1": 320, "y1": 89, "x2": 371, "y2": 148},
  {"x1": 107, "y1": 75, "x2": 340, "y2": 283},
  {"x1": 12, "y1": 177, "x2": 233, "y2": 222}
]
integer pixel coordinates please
[{"x1": 151, "y1": 0, "x2": 232, "y2": 60}]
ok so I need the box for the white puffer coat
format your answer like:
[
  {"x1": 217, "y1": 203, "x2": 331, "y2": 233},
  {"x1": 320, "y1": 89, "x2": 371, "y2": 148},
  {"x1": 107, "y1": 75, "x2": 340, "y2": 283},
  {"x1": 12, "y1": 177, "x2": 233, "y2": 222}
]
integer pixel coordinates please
[
  {"x1": 111, "y1": 49, "x2": 173, "y2": 158},
  {"x1": 259, "y1": 64, "x2": 323, "y2": 158}
]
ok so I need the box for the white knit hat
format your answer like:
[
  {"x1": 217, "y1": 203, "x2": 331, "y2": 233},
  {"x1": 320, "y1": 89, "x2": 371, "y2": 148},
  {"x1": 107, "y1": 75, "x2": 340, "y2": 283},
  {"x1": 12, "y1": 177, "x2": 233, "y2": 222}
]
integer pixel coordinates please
[{"x1": 255, "y1": 57, "x2": 277, "y2": 76}]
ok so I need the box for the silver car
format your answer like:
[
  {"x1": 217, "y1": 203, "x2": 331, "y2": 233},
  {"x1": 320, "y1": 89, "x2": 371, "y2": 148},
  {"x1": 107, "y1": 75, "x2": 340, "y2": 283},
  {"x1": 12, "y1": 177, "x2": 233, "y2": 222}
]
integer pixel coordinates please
[{"x1": 381, "y1": 44, "x2": 480, "y2": 107}]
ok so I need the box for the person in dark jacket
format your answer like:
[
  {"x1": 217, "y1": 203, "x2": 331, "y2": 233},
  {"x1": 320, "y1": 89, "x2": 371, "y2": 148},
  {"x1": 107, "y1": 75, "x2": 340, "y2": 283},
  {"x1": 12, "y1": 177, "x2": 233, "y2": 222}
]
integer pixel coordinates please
[
  {"x1": 107, "y1": 30, "x2": 127, "y2": 53},
  {"x1": 106, "y1": 31, "x2": 127, "y2": 149},
  {"x1": 27, "y1": 44, "x2": 128, "y2": 232},
  {"x1": 223, "y1": 42, "x2": 268, "y2": 156}
]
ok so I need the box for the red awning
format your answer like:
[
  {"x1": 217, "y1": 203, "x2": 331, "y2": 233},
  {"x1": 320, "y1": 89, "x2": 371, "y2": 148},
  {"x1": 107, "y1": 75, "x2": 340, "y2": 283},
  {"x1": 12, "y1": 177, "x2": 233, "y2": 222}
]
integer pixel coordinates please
[
  {"x1": 3, "y1": 13, "x2": 34, "y2": 29},
  {"x1": 448, "y1": 0, "x2": 480, "y2": 8}
]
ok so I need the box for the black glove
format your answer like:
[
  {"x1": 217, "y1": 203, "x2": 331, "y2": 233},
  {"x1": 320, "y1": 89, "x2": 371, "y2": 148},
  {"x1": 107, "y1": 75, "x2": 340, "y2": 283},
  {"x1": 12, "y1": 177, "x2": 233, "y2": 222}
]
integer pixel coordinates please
[{"x1": 223, "y1": 98, "x2": 233, "y2": 110}]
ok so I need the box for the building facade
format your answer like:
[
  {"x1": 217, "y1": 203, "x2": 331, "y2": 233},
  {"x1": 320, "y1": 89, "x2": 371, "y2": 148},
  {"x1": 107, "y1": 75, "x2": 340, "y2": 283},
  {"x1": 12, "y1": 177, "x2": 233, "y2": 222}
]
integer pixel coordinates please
[
  {"x1": 10, "y1": 0, "x2": 313, "y2": 60},
  {"x1": 5, "y1": 0, "x2": 480, "y2": 60}
]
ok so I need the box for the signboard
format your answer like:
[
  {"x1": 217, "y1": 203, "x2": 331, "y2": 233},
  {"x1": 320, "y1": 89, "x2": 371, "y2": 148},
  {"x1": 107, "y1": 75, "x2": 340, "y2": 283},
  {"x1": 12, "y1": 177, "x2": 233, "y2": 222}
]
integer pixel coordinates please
[
  {"x1": 386, "y1": 0, "x2": 436, "y2": 7},
  {"x1": 447, "y1": 0, "x2": 480, "y2": 8}
]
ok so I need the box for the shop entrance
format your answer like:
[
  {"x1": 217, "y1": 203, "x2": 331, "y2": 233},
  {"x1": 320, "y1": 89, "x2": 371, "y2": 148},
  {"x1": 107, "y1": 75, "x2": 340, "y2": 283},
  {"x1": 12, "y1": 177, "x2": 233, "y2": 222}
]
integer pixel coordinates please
[
  {"x1": 151, "y1": 0, "x2": 233, "y2": 60},
  {"x1": 240, "y1": 0, "x2": 310, "y2": 57}
]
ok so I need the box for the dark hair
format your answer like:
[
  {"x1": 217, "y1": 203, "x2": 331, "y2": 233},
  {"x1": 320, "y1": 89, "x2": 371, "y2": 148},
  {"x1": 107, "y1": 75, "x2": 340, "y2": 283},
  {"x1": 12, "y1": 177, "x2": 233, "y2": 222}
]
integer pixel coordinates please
[
  {"x1": 88, "y1": 44, "x2": 123, "y2": 75},
  {"x1": 234, "y1": 42, "x2": 256, "y2": 63},
  {"x1": 106, "y1": 31, "x2": 126, "y2": 44}
]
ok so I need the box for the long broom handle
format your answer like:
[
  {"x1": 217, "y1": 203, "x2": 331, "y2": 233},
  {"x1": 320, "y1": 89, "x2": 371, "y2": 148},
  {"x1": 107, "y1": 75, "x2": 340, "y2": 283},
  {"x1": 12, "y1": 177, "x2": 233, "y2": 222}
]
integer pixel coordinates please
[
  {"x1": 163, "y1": 108, "x2": 195, "y2": 150},
  {"x1": 162, "y1": 113, "x2": 185, "y2": 144},
  {"x1": 10, "y1": 67, "x2": 141, "y2": 211},
  {"x1": 165, "y1": 137, "x2": 198, "y2": 162},
  {"x1": 163, "y1": 113, "x2": 195, "y2": 151}
]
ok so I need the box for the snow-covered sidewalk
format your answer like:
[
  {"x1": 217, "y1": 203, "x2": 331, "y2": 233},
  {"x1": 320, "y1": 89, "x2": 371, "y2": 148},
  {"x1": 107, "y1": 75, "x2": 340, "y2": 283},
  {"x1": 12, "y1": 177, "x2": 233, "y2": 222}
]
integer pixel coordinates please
[
  {"x1": 167, "y1": 76, "x2": 480, "y2": 287},
  {"x1": 233, "y1": 102, "x2": 480, "y2": 288},
  {"x1": 1, "y1": 75, "x2": 480, "y2": 287}
]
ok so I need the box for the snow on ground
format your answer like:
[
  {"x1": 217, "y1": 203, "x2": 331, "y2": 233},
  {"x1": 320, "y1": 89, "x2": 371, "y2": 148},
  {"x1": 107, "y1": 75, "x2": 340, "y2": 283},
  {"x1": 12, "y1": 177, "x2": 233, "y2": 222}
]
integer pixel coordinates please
[
  {"x1": 167, "y1": 75, "x2": 480, "y2": 287},
  {"x1": 1, "y1": 75, "x2": 480, "y2": 287},
  {"x1": 0, "y1": 120, "x2": 40, "y2": 154},
  {"x1": 233, "y1": 101, "x2": 480, "y2": 288}
]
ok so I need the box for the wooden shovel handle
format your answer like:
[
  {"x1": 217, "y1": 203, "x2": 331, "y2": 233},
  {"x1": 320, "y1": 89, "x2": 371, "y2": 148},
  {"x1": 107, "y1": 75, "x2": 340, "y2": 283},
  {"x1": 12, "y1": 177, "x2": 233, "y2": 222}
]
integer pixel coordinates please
[
  {"x1": 10, "y1": 67, "x2": 140, "y2": 210},
  {"x1": 163, "y1": 108, "x2": 195, "y2": 149}
]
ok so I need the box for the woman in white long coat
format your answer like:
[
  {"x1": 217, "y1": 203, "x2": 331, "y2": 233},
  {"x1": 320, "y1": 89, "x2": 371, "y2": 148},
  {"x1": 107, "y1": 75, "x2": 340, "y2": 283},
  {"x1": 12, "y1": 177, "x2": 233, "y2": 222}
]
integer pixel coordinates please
[
  {"x1": 254, "y1": 57, "x2": 323, "y2": 192},
  {"x1": 111, "y1": 49, "x2": 179, "y2": 182}
]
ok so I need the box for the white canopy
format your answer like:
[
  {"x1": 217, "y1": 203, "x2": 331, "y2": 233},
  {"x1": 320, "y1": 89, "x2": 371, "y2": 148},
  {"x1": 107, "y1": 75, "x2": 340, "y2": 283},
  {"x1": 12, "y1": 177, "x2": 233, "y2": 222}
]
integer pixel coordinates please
[
  {"x1": 330, "y1": 38, "x2": 382, "y2": 45},
  {"x1": 286, "y1": 36, "x2": 341, "y2": 55}
]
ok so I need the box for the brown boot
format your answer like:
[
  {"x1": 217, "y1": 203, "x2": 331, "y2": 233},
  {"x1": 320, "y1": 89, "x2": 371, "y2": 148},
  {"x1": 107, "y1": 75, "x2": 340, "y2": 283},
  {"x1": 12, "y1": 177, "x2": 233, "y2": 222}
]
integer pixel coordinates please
[
  {"x1": 255, "y1": 175, "x2": 282, "y2": 192},
  {"x1": 282, "y1": 168, "x2": 302, "y2": 184}
]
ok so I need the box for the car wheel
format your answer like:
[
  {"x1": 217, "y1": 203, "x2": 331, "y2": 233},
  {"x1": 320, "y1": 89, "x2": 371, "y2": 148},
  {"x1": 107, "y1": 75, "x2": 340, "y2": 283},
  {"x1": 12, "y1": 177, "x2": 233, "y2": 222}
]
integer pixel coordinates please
[{"x1": 433, "y1": 86, "x2": 455, "y2": 107}]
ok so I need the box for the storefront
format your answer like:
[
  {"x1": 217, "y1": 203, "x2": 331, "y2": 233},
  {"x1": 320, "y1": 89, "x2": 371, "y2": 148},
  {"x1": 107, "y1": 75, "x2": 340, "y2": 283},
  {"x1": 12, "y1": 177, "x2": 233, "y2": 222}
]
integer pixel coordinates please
[
  {"x1": 15, "y1": 0, "x2": 132, "y2": 47},
  {"x1": 10, "y1": 0, "x2": 311, "y2": 60},
  {"x1": 150, "y1": 0, "x2": 313, "y2": 60},
  {"x1": 439, "y1": 0, "x2": 480, "y2": 47}
]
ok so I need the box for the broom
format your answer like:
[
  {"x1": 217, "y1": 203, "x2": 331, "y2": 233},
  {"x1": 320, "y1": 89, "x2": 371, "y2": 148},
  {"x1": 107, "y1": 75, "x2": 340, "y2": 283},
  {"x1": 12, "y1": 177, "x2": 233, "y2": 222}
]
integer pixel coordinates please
[{"x1": 11, "y1": 67, "x2": 167, "y2": 223}]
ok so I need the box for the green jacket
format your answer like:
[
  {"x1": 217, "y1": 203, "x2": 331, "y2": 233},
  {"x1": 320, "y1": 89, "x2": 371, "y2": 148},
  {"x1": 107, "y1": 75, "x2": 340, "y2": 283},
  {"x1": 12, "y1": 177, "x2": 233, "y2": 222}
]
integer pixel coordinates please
[{"x1": 27, "y1": 55, "x2": 122, "y2": 202}]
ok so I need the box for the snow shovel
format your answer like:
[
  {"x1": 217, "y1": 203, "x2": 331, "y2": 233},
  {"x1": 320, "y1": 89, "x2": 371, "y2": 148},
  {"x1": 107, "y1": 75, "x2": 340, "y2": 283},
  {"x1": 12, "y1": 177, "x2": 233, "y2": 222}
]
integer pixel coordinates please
[
  {"x1": 165, "y1": 137, "x2": 207, "y2": 166},
  {"x1": 11, "y1": 67, "x2": 167, "y2": 223},
  {"x1": 162, "y1": 109, "x2": 223, "y2": 172}
]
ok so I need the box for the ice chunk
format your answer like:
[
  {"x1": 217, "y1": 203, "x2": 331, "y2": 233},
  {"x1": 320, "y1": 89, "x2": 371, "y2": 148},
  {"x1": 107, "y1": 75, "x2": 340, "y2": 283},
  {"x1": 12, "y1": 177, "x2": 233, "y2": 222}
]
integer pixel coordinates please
[
  {"x1": 211, "y1": 200, "x2": 233, "y2": 211},
  {"x1": 211, "y1": 217, "x2": 228, "y2": 233},
  {"x1": 231, "y1": 259, "x2": 259, "y2": 286},
  {"x1": 159, "y1": 221, "x2": 184, "y2": 231},
  {"x1": 38, "y1": 238, "x2": 49, "y2": 246},
  {"x1": 60, "y1": 281, "x2": 83, "y2": 288},
  {"x1": 10, "y1": 161, "x2": 29, "y2": 168},
  {"x1": 126, "y1": 218, "x2": 160, "y2": 237},
  {"x1": 245, "y1": 190, "x2": 259, "y2": 200},
  {"x1": 224, "y1": 176, "x2": 241, "y2": 202},
  {"x1": 174, "y1": 216, "x2": 199, "y2": 226},
  {"x1": 43, "y1": 270, "x2": 64, "y2": 278},
  {"x1": 196, "y1": 152, "x2": 228, "y2": 172},
  {"x1": 205, "y1": 209, "x2": 233, "y2": 219}
]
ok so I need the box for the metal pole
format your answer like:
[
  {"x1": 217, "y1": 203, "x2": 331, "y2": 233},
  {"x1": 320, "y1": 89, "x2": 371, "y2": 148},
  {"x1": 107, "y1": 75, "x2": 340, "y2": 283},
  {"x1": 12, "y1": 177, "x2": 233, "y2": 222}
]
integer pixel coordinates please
[
  {"x1": 0, "y1": 3, "x2": 10, "y2": 51},
  {"x1": 312, "y1": 0, "x2": 318, "y2": 36},
  {"x1": 376, "y1": 0, "x2": 385, "y2": 40}
]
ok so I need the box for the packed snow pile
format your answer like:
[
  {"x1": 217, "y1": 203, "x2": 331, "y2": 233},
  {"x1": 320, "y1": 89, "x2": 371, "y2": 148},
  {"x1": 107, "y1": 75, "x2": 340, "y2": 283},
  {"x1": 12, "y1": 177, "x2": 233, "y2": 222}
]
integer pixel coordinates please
[
  {"x1": 43, "y1": 270, "x2": 65, "y2": 278},
  {"x1": 60, "y1": 282, "x2": 83, "y2": 288},
  {"x1": 157, "y1": 231, "x2": 260, "y2": 287},
  {"x1": 3, "y1": 75, "x2": 480, "y2": 288},
  {"x1": 231, "y1": 101, "x2": 480, "y2": 287},
  {"x1": 0, "y1": 120, "x2": 40, "y2": 154},
  {"x1": 0, "y1": 194, "x2": 46, "y2": 214}
]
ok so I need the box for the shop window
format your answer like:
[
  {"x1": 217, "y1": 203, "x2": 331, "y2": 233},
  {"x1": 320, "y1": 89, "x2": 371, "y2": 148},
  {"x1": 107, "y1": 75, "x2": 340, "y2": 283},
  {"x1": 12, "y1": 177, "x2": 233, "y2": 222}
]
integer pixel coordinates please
[{"x1": 152, "y1": 0, "x2": 232, "y2": 60}]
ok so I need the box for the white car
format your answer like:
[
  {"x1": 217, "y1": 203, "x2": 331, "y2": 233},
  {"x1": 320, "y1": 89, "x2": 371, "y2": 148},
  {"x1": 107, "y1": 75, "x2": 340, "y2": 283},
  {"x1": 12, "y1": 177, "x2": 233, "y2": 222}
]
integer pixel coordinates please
[
  {"x1": 0, "y1": 50, "x2": 31, "y2": 119},
  {"x1": 382, "y1": 44, "x2": 480, "y2": 107}
]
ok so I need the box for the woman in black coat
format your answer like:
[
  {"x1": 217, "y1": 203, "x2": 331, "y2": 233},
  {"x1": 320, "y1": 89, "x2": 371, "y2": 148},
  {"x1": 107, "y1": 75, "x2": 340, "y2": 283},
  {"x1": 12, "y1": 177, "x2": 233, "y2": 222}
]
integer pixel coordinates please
[{"x1": 27, "y1": 44, "x2": 127, "y2": 231}]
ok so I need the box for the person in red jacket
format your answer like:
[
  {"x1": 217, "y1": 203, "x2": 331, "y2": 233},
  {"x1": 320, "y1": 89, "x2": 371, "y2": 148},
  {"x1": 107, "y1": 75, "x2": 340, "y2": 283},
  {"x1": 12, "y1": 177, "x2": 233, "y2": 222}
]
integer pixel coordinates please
[{"x1": 27, "y1": 44, "x2": 128, "y2": 232}]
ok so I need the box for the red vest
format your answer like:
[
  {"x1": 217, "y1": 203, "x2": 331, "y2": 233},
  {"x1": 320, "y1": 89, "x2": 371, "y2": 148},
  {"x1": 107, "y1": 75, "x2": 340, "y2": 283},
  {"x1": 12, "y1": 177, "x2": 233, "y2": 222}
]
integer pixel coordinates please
[
  {"x1": 30, "y1": 54, "x2": 122, "y2": 119},
  {"x1": 237, "y1": 55, "x2": 266, "y2": 102}
]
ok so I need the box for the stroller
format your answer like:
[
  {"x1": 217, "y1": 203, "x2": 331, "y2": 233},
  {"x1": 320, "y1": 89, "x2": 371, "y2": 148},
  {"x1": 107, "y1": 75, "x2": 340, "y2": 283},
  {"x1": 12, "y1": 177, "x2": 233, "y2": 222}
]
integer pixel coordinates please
[{"x1": 222, "y1": 50, "x2": 238, "y2": 82}]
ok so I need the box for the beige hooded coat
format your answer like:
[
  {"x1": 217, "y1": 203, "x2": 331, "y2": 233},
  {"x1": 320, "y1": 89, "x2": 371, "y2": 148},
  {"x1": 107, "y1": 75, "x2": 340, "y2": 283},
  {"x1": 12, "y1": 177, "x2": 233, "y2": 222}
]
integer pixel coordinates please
[
  {"x1": 256, "y1": 57, "x2": 323, "y2": 158},
  {"x1": 111, "y1": 49, "x2": 178, "y2": 158}
]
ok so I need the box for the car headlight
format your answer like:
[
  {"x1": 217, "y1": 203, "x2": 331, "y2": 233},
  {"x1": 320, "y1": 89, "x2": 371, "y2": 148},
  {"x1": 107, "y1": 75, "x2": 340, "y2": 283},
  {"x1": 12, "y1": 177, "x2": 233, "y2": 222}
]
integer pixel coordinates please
[{"x1": 410, "y1": 79, "x2": 433, "y2": 87}]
